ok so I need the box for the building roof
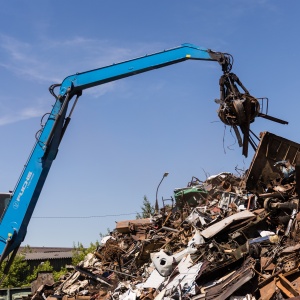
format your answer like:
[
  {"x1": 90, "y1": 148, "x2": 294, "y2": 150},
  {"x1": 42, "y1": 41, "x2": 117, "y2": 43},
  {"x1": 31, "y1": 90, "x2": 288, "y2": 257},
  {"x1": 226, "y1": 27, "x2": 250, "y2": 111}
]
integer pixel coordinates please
[
  {"x1": 23, "y1": 251, "x2": 73, "y2": 261},
  {"x1": 18, "y1": 247, "x2": 74, "y2": 261},
  {"x1": 19, "y1": 246, "x2": 74, "y2": 253}
]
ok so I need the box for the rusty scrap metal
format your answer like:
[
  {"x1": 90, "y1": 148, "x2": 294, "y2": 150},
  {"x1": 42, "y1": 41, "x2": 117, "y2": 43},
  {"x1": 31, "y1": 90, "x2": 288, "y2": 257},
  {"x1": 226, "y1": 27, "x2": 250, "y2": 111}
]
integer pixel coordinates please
[
  {"x1": 74, "y1": 266, "x2": 112, "y2": 287},
  {"x1": 30, "y1": 132, "x2": 300, "y2": 299}
]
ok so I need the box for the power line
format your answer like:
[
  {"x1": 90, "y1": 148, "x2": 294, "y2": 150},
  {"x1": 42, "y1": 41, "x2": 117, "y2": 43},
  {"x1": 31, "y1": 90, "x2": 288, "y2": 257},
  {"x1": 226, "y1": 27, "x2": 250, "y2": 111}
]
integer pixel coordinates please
[{"x1": 32, "y1": 212, "x2": 141, "y2": 219}]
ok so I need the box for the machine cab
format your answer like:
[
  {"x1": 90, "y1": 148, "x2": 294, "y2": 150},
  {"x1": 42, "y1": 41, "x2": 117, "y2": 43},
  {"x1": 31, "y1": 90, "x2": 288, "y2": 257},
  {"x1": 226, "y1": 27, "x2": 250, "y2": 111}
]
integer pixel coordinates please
[{"x1": 0, "y1": 193, "x2": 12, "y2": 220}]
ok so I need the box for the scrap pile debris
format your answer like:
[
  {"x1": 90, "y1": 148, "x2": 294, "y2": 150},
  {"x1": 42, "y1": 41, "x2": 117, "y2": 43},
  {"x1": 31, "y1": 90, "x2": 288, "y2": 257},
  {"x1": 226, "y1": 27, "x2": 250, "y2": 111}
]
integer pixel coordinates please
[{"x1": 31, "y1": 132, "x2": 300, "y2": 300}]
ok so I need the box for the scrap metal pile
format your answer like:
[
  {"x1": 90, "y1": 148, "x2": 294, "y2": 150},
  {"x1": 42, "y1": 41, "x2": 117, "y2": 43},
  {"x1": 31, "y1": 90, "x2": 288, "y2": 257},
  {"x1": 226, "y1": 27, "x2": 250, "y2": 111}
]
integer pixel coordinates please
[{"x1": 34, "y1": 132, "x2": 300, "y2": 300}]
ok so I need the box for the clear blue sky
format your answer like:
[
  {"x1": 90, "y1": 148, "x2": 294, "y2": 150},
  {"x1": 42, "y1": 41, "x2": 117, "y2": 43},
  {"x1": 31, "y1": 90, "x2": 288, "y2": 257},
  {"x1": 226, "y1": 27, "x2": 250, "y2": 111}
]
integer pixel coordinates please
[{"x1": 0, "y1": 1, "x2": 299, "y2": 247}]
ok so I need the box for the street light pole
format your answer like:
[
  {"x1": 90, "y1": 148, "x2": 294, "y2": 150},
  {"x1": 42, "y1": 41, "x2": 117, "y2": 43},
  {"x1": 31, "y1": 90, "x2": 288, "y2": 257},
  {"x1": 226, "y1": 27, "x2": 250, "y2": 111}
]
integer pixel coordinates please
[{"x1": 155, "y1": 172, "x2": 169, "y2": 213}]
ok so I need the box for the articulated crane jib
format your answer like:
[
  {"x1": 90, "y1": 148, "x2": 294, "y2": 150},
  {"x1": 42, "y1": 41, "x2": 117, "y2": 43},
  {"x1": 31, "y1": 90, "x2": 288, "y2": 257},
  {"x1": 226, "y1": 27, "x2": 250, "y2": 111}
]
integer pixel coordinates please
[{"x1": 0, "y1": 43, "x2": 287, "y2": 275}]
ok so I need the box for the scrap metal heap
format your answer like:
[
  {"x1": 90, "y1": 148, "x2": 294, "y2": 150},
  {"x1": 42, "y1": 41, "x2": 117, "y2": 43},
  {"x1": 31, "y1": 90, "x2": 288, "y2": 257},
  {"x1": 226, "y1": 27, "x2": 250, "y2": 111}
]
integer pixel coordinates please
[{"x1": 31, "y1": 132, "x2": 300, "y2": 300}]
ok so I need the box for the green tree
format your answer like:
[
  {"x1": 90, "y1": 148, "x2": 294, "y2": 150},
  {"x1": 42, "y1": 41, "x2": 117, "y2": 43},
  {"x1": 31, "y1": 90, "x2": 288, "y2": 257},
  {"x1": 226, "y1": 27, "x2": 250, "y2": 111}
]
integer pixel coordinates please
[
  {"x1": 0, "y1": 240, "x2": 106, "y2": 287},
  {"x1": 0, "y1": 254, "x2": 29, "y2": 288},
  {"x1": 21, "y1": 245, "x2": 33, "y2": 253},
  {"x1": 0, "y1": 246, "x2": 70, "y2": 287},
  {"x1": 25, "y1": 261, "x2": 53, "y2": 283},
  {"x1": 0, "y1": 255, "x2": 69, "y2": 287},
  {"x1": 136, "y1": 195, "x2": 154, "y2": 219},
  {"x1": 72, "y1": 241, "x2": 99, "y2": 266},
  {"x1": 26, "y1": 260, "x2": 67, "y2": 283}
]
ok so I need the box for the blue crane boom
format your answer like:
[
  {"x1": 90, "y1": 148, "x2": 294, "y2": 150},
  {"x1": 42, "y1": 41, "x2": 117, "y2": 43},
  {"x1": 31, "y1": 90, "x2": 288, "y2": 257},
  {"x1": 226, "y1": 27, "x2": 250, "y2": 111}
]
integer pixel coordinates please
[
  {"x1": 0, "y1": 43, "x2": 253, "y2": 274},
  {"x1": 58, "y1": 43, "x2": 229, "y2": 97}
]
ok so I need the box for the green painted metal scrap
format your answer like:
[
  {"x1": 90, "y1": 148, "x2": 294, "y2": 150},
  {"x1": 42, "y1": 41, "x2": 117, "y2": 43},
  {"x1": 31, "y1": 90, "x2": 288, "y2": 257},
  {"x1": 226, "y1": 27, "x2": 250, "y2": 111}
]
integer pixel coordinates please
[{"x1": 174, "y1": 186, "x2": 208, "y2": 208}]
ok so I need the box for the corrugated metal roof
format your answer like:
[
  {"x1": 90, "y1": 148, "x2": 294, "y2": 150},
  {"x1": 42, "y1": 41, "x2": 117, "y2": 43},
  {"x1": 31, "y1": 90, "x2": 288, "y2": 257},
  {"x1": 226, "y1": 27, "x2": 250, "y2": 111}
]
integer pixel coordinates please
[
  {"x1": 23, "y1": 251, "x2": 73, "y2": 261},
  {"x1": 19, "y1": 247, "x2": 74, "y2": 253}
]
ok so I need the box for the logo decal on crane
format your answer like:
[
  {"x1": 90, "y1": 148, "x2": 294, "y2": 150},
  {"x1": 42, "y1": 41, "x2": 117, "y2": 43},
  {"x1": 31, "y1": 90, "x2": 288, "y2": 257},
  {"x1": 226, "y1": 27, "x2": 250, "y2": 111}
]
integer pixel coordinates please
[{"x1": 13, "y1": 171, "x2": 34, "y2": 209}]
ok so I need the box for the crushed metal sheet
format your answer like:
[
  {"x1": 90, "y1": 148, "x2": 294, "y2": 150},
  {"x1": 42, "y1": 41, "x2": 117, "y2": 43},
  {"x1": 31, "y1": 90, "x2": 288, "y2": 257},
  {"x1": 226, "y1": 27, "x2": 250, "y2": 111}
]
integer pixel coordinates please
[
  {"x1": 201, "y1": 210, "x2": 255, "y2": 239},
  {"x1": 163, "y1": 261, "x2": 203, "y2": 296}
]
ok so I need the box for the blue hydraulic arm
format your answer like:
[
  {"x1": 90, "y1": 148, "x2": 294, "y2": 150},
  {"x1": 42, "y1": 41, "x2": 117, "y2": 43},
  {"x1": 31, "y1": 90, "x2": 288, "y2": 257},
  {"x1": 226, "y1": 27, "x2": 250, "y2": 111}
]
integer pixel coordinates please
[
  {"x1": 0, "y1": 43, "x2": 232, "y2": 273},
  {"x1": 58, "y1": 43, "x2": 231, "y2": 98}
]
